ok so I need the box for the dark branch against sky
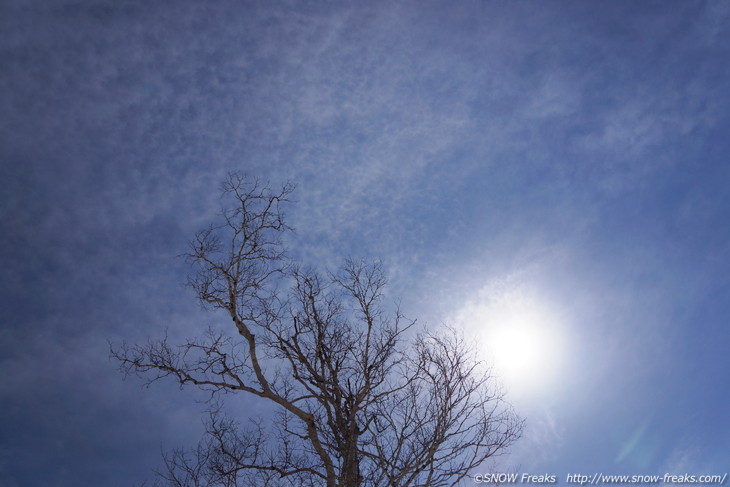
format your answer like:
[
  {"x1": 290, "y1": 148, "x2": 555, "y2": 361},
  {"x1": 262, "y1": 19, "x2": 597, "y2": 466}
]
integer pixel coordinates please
[{"x1": 1, "y1": 1, "x2": 729, "y2": 486}]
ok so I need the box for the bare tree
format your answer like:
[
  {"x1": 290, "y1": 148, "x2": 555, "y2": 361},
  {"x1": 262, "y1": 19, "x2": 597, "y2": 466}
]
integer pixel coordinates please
[{"x1": 113, "y1": 173, "x2": 523, "y2": 487}]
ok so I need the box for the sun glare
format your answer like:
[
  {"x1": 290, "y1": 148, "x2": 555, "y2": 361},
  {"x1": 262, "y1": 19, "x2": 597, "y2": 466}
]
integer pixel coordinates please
[{"x1": 455, "y1": 283, "x2": 567, "y2": 400}]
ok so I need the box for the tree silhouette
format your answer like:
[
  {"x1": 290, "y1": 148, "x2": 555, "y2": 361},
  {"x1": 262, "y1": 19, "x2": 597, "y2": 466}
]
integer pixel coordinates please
[{"x1": 113, "y1": 173, "x2": 523, "y2": 487}]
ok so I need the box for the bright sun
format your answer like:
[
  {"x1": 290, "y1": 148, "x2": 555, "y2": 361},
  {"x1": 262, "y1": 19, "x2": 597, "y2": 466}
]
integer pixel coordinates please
[{"x1": 455, "y1": 284, "x2": 567, "y2": 399}]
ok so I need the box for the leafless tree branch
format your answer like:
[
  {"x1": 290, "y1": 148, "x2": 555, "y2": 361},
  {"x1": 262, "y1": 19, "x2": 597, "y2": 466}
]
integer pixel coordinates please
[{"x1": 112, "y1": 173, "x2": 523, "y2": 487}]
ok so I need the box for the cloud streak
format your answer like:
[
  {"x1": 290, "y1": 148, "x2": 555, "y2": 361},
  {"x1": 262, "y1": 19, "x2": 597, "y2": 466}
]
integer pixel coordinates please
[{"x1": 2, "y1": 1, "x2": 729, "y2": 485}]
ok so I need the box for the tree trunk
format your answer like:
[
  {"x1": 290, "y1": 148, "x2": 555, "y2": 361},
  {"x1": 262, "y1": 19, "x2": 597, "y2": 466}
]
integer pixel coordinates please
[{"x1": 339, "y1": 429, "x2": 361, "y2": 487}]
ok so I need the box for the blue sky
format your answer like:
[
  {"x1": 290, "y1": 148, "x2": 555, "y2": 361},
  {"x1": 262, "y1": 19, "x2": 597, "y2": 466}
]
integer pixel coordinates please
[{"x1": 1, "y1": 1, "x2": 729, "y2": 485}]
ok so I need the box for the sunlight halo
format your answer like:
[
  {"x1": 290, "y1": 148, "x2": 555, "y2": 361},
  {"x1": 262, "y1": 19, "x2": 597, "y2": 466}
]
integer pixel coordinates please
[{"x1": 452, "y1": 280, "x2": 568, "y2": 401}]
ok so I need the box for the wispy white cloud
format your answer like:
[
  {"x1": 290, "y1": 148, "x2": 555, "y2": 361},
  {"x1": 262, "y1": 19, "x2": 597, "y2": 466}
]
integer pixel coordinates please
[{"x1": 2, "y1": 1, "x2": 730, "y2": 485}]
